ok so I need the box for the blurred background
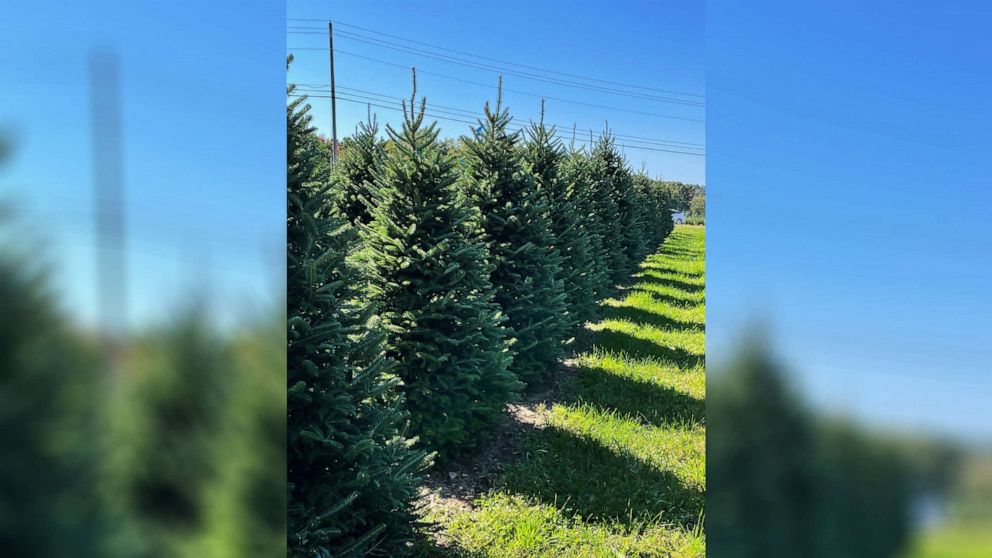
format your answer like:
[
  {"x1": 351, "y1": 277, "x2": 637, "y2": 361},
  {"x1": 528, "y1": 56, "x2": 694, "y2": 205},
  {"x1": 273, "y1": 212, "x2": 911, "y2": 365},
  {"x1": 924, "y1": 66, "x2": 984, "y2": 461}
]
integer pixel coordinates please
[
  {"x1": 0, "y1": 2, "x2": 285, "y2": 556},
  {"x1": 708, "y1": 1, "x2": 992, "y2": 557}
]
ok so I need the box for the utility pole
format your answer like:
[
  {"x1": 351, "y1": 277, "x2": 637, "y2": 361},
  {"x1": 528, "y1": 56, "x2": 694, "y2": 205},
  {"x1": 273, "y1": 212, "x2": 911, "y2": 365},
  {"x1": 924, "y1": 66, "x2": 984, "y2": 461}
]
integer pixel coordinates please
[
  {"x1": 89, "y1": 48, "x2": 127, "y2": 373},
  {"x1": 328, "y1": 20, "x2": 338, "y2": 164}
]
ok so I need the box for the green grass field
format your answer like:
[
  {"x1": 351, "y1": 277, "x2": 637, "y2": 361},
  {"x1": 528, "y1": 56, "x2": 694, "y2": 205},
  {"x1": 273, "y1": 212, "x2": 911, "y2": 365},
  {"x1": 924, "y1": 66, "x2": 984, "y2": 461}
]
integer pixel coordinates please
[
  {"x1": 905, "y1": 526, "x2": 992, "y2": 558},
  {"x1": 422, "y1": 226, "x2": 706, "y2": 557}
]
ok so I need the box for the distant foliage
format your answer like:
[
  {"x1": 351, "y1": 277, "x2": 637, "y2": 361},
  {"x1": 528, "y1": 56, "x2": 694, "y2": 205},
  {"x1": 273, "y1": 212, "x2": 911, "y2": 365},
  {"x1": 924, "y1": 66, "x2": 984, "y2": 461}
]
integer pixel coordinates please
[
  {"x1": 688, "y1": 194, "x2": 705, "y2": 224},
  {"x1": 287, "y1": 85, "x2": 427, "y2": 557},
  {"x1": 362, "y1": 88, "x2": 520, "y2": 459},
  {"x1": 0, "y1": 253, "x2": 106, "y2": 558}
]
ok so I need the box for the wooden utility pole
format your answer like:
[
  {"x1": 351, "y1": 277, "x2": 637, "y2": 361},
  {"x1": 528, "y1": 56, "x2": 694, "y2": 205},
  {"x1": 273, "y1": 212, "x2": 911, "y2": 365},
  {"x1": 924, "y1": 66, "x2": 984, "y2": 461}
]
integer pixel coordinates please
[
  {"x1": 89, "y1": 48, "x2": 127, "y2": 374},
  {"x1": 328, "y1": 20, "x2": 339, "y2": 163}
]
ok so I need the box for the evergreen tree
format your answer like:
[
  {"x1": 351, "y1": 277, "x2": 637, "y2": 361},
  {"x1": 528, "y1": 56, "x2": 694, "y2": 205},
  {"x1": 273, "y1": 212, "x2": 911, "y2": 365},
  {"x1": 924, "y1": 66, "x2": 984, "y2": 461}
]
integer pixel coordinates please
[
  {"x1": 287, "y1": 78, "x2": 427, "y2": 557},
  {"x1": 560, "y1": 147, "x2": 612, "y2": 303},
  {"x1": 108, "y1": 309, "x2": 233, "y2": 558},
  {"x1": 587, "y1": 134, "x2": 631, "y2": 287},
  {"x1": 333, "y1": 115, "x2": 384, "y2": 227},
  {"x1": 0, "y1": 251, "x2": 107, "y2": 558},
  {"x1": 632, "y1": 172, "x2": 673, "y2": 251},
  {"x1": 462, "y1": 86, "x2": 568, "y2": 386},
  {"x1": 523, "y1": 106, "x2": 597, "y2": 334},
  {"x1": 190, "y1": 320, "x2": 286, "y2": 558},
  {"x1": 362, "y1": 75, "x2": 520, "y2": 459}
]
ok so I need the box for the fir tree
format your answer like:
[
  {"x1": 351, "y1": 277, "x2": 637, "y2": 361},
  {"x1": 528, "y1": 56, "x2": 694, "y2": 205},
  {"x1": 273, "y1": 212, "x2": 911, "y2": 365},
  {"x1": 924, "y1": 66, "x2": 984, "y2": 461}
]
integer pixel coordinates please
[
  {"x1": 523, "y1": 104, "x2": 597, "y2": 334},
  {"x1": 287, "y1": 77, "x2": 427, "y2": 557},
  {"x1": 462, "y1": 84, "x2": 568, "y2": 386},
  {"x1": 560, "y1": 147, "x2": 612, "y2": 303},
  {"x1": 0, "y1": 251, "x2": 107, "y2": 558},
  {"x1": 362, "y1": 73, "x2": 520, "y2": 459},
  {"x1": 633, "y1": 173, "x2": 675, "y2": 250},
  {"x1": 586, "y1": 134, "x2": 630, "y2": 288},
  {"x1": 109, "y1": 308, "x2": 232, "y2": 558},
  {"x1": 333, "y1": 114, "x2": 384, "y2": 227}
]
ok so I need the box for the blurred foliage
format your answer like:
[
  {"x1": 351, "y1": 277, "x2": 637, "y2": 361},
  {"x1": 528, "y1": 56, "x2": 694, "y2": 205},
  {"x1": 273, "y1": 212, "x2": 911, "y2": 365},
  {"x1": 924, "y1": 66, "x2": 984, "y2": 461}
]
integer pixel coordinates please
[
  {"x1": 1, "y1": 134, "x2": 284, "y2": 555},
  {"x1": 0, "y1": 249, "x2": 108, "y2": 556},
  {"x1": 708, "y1": 340, "x2": 918, "y2": 558}
]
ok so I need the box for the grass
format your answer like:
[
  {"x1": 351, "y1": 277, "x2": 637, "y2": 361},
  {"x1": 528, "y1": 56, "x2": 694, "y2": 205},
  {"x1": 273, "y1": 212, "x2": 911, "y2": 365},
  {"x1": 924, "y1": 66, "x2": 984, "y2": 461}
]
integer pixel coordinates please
[
  {"x1": 905, "y1": 526, "x2": 992, "y2": 558},
  {"x1": 421, "y1": 226, "x2": 706, "y2": 557}
]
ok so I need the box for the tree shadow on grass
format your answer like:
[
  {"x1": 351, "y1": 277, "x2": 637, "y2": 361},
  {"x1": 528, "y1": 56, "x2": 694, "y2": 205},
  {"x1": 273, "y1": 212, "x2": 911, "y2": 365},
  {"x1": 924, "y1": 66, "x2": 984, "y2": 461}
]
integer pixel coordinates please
[
  {"x1": 604, "y1": 304, "x2": 704, "y2": 333},
  {"x1": 635, "y1": 272, "x2": 705, "y2": 294},
  {"x1": 412, "y1": 530, "x2": 486, "y2": 558},
  {"x1": 641, "y1": 262, "x2": 704, "y2": 277},
  {"x1": 592, "y1": 329, "x2": 703, "y2": 369},
  {"x1": 628, "y1": 287, "x2": 704, "y2": 309},
  {"x1": 500, "y1": 426, "x2": 703, "y2": 529},
  {"x1": 572, "y1": 366, "x2": 704, "y2": 427}
]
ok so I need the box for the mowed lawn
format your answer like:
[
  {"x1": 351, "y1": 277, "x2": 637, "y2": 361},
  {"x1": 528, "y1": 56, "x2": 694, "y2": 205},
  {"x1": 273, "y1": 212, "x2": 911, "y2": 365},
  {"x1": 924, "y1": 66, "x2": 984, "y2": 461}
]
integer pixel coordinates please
[{"x1": 427, "y1": 226, "x2": 706, "y2": 557}]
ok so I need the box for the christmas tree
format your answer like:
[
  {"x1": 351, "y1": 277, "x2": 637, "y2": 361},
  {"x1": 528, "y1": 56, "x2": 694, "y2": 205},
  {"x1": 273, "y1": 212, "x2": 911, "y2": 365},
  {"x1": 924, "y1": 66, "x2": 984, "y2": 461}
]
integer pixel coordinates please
[
  {"x1": 560, "y1": 147, "x2": 612, "y2": 304},
  {"x1": 462, "y1": 84, "x2": 568, "y2": 386},
  {"x1": 523, "y1": 104, "x2": 597, "y2": 334},
  {"x1": 588, "y1": 133, "x2": 630, "y2": 290},
  {"x1": 333, "y1": 114, "x2": 384, "y2": 227},
  {"x1": 362, "y1": 73, "x2": 520, "y2": 459},
  {"x1": 287, "y1": 76, "x2": 427, "y2": 557}
]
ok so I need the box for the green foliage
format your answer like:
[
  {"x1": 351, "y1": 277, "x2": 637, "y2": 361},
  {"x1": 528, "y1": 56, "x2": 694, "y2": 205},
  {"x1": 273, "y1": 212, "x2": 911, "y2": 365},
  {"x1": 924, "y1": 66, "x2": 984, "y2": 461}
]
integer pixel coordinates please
[
  {"x1": 523, "y1": 114, "x2": 597, "y2": 335},
  {"x1": 362, "y1": 87, "x2": 520, "y2": 459},
  {"x1": 109, "y1": 312, "x2": 233, "y2": 558},
  {"x1": 462, "y1": 96, "x2": 567, "y2": 386},
  {"x1": 0, "y1": 253, "x2": 107, "y2": 557},
  {"x1": 688, "y1": 194, "x2": 705, "y2": 224},
  {"x1": 588, "y1": 134, "x2": 633, "y2": 285},
  {"x1": 812, "y1": 420, "x2": 912, "y2": 557},
  {"x1": 632, "y1": 173, "x2": 676, "y2": 250},
  {"x1": 190, "y1": 322, "x2": 286, "y2": 558},
  {"x1": 334, "y1": 116, "x2": 385, "y2": 227},
  {"x1": 659, "y1": 181, "x2": 704, "y2": 212},
  {"x1": 287, "y1": 85, "x2": 428, "y2": 557},
  {"x1": 560, "y1": 149, "x2": 612, "y2": 303},
  {"x1": 708, "y1": 341, "x2": 915, "y2": 558},
  {"x1": 707, "y1": 344, "x2": 817, "y2": 557}
]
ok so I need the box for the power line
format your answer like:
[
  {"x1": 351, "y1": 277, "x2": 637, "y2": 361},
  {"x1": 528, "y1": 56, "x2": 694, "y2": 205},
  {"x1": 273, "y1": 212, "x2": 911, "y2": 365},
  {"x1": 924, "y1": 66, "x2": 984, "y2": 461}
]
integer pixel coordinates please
[
  {"x1": 287, "y1": 18, "x2": 704, "y2": 100},
  {"x1": 288, "y1": 48, "x2": 703, "y2": 123},
  {"x1": 295, "y1": 84, "x2": 704, "y2": 150},
  {"x1": 289, "y1": 92, "x2": 704, "y2": 156},
  {"x1": 288, "y1": 29, "x2": 704, "y2": 108}
]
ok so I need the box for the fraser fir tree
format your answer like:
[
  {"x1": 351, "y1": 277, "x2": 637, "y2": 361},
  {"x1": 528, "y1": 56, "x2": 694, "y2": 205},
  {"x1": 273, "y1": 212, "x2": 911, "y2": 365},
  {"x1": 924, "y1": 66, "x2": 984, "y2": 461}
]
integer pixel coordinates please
[
  {"x1": 362, "y1": 74, "x2": 520, "y2": 459},
  {"x1": 287, "y1": 78, "x2": 427, "y2": 557},
  {"x1": 587, "y1": 134, "x2": 631, "y2": 287},
  {"x1": 633, "y1": 173, "x2": 675, "y2": 250},
  {"x1": 523, "y1": 105, "x2": 597, "y2": 334},
  {"x1": 560, "y1": 147, "x2": 612, "y2": 303},
  {"x1": 462, "y1": 84, "x2": 568, "y2": 386},
  {"x1": 333, "y1": 114, "x2": 384, "y2": 227}
]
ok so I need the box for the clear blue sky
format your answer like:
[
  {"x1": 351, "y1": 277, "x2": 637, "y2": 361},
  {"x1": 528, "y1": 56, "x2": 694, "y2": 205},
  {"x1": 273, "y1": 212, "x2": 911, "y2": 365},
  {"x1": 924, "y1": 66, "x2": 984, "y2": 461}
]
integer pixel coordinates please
[
  {"x1": 287, "y1": 0, "x2": 705, "y2": 184},
  {"x1": 708, "y1": 1, "x2": 992, "y2": 441},
  {"x1": 0, "y1": 2, "x2": 285, "y2": 328}
]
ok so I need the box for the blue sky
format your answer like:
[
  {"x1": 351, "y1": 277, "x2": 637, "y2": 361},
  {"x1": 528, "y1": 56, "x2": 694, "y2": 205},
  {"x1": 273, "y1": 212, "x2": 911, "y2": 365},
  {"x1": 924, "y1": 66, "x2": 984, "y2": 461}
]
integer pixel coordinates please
[
  {"x1": 708, "y1": 1, "x2": 992, "y2": 440},
  {"x1": 287, "y1": 0, "x2": 705, "y2": 184},
  {"x1": 0, "y1": 2, "x2": 285, "y2": 328}
]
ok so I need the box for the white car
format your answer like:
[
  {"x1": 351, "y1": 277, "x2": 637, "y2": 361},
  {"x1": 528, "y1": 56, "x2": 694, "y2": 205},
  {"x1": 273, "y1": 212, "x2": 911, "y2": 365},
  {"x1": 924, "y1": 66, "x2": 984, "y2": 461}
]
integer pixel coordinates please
[{"x1": 671, "y1": 210, "x2": 686, "y2": 224}]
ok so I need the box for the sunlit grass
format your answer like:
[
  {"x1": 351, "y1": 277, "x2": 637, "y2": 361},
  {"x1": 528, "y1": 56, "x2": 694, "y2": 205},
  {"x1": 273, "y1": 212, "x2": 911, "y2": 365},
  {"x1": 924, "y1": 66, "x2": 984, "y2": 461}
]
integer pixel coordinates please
[{"x1": 426, "y1": 226, "x2": 706, "y2": 556}]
